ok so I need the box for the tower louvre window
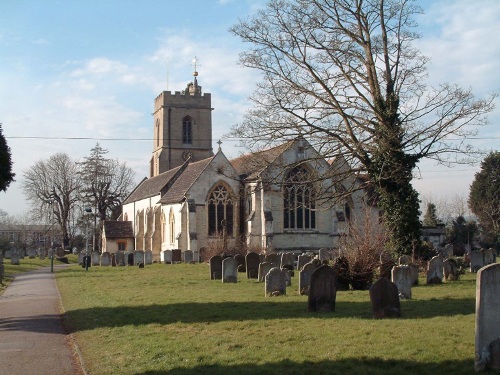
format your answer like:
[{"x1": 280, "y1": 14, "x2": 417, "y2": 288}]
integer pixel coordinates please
[{"x1": 183, "y1": 117, "x2": 192, "y2": 144}]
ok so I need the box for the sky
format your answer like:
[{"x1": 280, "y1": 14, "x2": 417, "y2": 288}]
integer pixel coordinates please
[{"x1": 0, "y1": 0, "x2": 499, "y2": 217}]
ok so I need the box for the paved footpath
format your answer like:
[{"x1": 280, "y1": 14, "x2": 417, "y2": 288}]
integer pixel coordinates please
[{"x1": 0, "y1": 265, "x2": 84, "y2": 375}]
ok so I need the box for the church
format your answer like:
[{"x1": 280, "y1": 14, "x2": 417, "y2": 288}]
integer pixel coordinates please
[{"x1": 116, "y1": 65, "x2": 375, "y2": 262}]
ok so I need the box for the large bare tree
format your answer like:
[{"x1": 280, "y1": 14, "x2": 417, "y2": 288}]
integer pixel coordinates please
[
  {"x1": 21, "y1": 153, "x2": 81, "y2": 248},
  {"x1": 230, "y1": 0, "x2": 496, "y2": 255}
]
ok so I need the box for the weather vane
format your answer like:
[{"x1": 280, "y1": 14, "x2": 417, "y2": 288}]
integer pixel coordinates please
[{"x1": 192, "y1": 56, "x2": 199, "y2": 77}]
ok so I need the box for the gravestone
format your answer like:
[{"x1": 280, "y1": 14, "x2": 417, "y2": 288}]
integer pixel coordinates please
[
  {"x1": 27, "y1": 249, "x2": 36, "y2": 259},
  {"x1": 126, "y1": 252, "x2": 134, "y2": 266},
  {"x1": 391, "y1": 265, "x2": 412, "y2": 299},
  {"x1": 484, "y1": 248, "x2": 496, "y2": 266},
  {"x1": 318, "y1": 248, "x2": 330, "y2": 262},
  {"x1": 443, "y1": 244, "x2": 454, "y2": 258},
  {"x1": 265, "y1": 267, "x2": 287, "y2": 296},
  {"x1": 409, "y1": 264, "x2": 419, "y2": 286},
  {"x1": 10, "y1": 253, "x2": 20, "y2": 265},
  {"x1": 369, "y1": 277, "x2": 401, "y2": 319},
  {"x1": 184, "y1": 250, "x2": 193, "y2": 264},
  {"x1": 82, "y1": 256, "x2": 91, "y2": 269},
  {"x1": 90, "y1": 252, "x2": 99, "y2": 266},
  {"x1": 39, "y1": 251, "x2": 45, "y2": 261},
  {"x1": 116, "y1": 251, "x2": 125, "y2": 266},
  {"x1": 78, "y1": 253, "x2": 84, "y2": 265},
  {"x1": 56, "y1": 247, "x2": 65, "y2": 258},
  {"x1": 209, "y1": 255, "x2": 223, "y2": 280},
  {"x1": 333, "y1": 256, "x2": 350, "y2": 291},
  {"x1": 138, "y1": 262, "x2": 144, "y2": 268},
  {"x1": 258, "y1": 262, "x2": 272, "y2": 283},
  {"x1": 246, "y1": 252, "x2": 260, "y2": 279},
  {"x1": 5, "y1": 250, "x2": 11, "y2": 259},
  {"x1": 475, "y1": 263, "x2": 500, "y2": 371},
  {"x1": 163, "y1": 250, "x2": 172, "y2": 264},
  {"x1": 222, "y1": 257, "x2": 238, "y2": 283},
  {"x1": 398, "y1": 255, "x2": 412, "y2": 265},
  {"x1": 308, "y1": 265, "x2": 338, "y2": 312},
  {"x1": 193, "y1": 250, "x2": 200, "y2": 263},
  {"x1": 282, "y1": 268, "x2": 292, "y2": 286},
  {"x1": 172, "y1": 249, "x2": 182, "y2": 263},
  {"x1": 443, "y1": 258, "x2": 459, "y2": 281},
  {"x1": 299, "y1": 261, "x2": 319, "y2": 295},
  {"x1": 234, "y1": 254, "x2": 245, "y2": 271},
  {"x1": 470, "y1": 250, "x2": 484, "y2": 273},
  {"x1": 297, "y1": 254, "x2": 312, "y2": 271},
  {"x1": 281, "y1": 252, "x2": 295, "y2": 270},
  {"x1": 379, "y1": 251, "x2": 395, "y2": 280},
  {"x1": 426, "y1": 255, "x2": 444, "y2": 284},
  {"x1": 111, "y1": 253, "x2": 117, "y2": 267},
  {"x1": 134, "y1": 250, "x2": 145, "y2": 265},
  {"x1": 265, "y1": 253, "x2": 280, "y2": 268},
  {"x1": 144, "y1": 250, "x2": 153, "y2": 265},
  {"x1": 100, "y1": 252, "x2": 111, "y2": 266}
]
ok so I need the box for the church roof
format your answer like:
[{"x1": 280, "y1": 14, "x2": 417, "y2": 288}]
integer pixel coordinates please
[
  {"x1": 103, "y1": 221, "x2": 134, "y2": 238},
  {"x1": 159, "y1": 156, "x2": 214, "y2": 204},
  {"x1": 123, "y1": 164, "x2": 184, "y2": 205},
  {"x1": 230, "y1": 141, "x2": 293, "y2": 180}
]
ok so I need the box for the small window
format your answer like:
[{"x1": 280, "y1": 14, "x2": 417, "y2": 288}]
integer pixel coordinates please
[{"x1": 117, "y1": 241, "x2": 126, "y2": 251}]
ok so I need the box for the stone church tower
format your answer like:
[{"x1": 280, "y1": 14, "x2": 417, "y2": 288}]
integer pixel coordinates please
[{"x1": 150, "y1": 61, "x2": 213, "y2": 177}]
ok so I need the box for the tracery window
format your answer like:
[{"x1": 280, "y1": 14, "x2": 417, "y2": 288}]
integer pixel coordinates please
[
  {"x1": 283, "y1": 166, "x2": 316, "y2": 229},
  {"x1": 169, "y1": 209, "x2": 175, "y2": 244},
  {"x1": 208, "y1": 184, "x2": 234, "y2": 236},
  {"x1": 182, "y1": 116, "x2": 192, "y2": 144}
]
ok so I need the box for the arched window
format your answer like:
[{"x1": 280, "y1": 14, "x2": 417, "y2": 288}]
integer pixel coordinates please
[
  {"x1": 169, "y1": 209, "x2": 175, "y2": 244},
  {"x1": 208, "y1": 184, "x2": 234, "y2": 236},
  {"x1": 155, "y1": 119, "x2": 160, "y2": 147},
  {"x1": 160, "y1": 212, "x2": 166, "y2": 244},
  {"x1": 182, "y1": 116, "x2": 192, "y2": 144},
  {"x1": 283, "y1": 166, "x2": 316, "y2": 229}
]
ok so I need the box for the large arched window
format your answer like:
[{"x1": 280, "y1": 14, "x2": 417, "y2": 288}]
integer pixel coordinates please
[
  {"x1": 182, "y1": 116, "x2": 192, "y2": 144},
  {"x1": 208, "y1": 184, "x2": 234, "y2": 236},
  {"x1": 284, "y1": 166, "x2": 316, "y2": 229},
  {"x1": 160, "y1": 212, "x2": 166, "y2": 244},
  {"x1": 169, "y1": 208, "x2": 175, "y2": 244}
]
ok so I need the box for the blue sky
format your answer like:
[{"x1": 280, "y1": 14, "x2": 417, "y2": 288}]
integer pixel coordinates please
[{"x1": 1, "y1": 0, "x2": 499, "y2": 217}]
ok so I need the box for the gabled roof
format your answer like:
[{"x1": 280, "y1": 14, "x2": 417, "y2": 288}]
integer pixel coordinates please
[
  {"x1": 159, "y1": 156, "x2": 214, "y2": 204},
  {"x1": 103, "y1": 221, "x2": 134, "y2": 239},
  {"x1": 123, "y1": 164, "x2": 184, "y2": 205},
  {"x1": 230, "y1": 141, "x2": 293, "y2": 180}
]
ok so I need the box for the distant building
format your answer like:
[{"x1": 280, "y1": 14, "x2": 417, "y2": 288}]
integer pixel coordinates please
[
  {"x1": 118, "y1": 65, "x2": 377, "y2": 261},
  {"x1": 0, "y1": 224, "x2": 52, "y2": 250}
]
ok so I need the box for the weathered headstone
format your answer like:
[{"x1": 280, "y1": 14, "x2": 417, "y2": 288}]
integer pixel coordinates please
[
  {"x1": 246, "y1": 252, "x2": 260, "y2": 279},
  {"x1": 27, "y1": 248, "x2": 37, "y2": 259},
  {"x1": 78, "y1": 253, "x2": 84, "y2": 265},
  {"x1": 193, "y1": 250, "x2": 200, "y2": 263},
  {"x1": 265, "y1": 267, "x2": 287, "y2": 296},
  {"x1": 172, "y1": 249, "x2": 182, "y2": 263},
  {"x1": 5, "y1": 250, "x2": 12, "y2": 259},
  {"x1": 115, "y1": 251, "x2": 125, "y2": 266},
  {"x1": 234, "y1": 254, "x2": 245, "y2": 272},
  {"x1": 443, "y1": 244, "x2": 454, "y2": 258},
  {"x1": 369, "y1": 277, "x2": 401, "y2": 319},
  {"x1": 209, "y1": 255, "x2": 223, "y2": 280},
  {"x1": 184, "y1": 250, "x2": 193, "y2": 264},
  {"x1": 297, "y1": 254, "x2": 312, "y2": 271},
  {"x1": 222, "y1": 257, "x2": 238, "y2": 283},
  {"x1": 91, "y1": 252, "x2": 100, "y2": 266},
  {"x1": 318, "y1": 248, "x2": 330, "y2": 262},
  {"x1": 282, "y1": 268, "x2": 292, "y2": 286},
  {"x1": 409, "y1": 264, "x2": 419, "y2": 286},
  {"x1": 426, "y1": 255, "x2": 444, "y2": 284},
  {"x1": 379, "y1": 251, "x2": 395, "y2": 280},
  {"x1": 144, "y1": 250, "x2": 153, "y2": 265},
  {"x1": 443, "y1": 258, "x2": 460, "y2": 281},
  {"x1": 475, "y1": 263, "x2": 500, "y2": 371},
  {"x1": 470, "y1": 250, "x2": 484, "y2": 273},
  {"x1": 258, "y1": 262, "x2": 272, "y2": 283},
  {"x1": 265, "y1": 253, "x2": 280, "y2": 268},
  {"x1": 163, "y1": 250, "x2": 172, "y2": 264},
  {"x1": 391, "y1": 265, "x2": 412, "y2": 299},
  {"x1": 308, "y1": 265, "x2": 338, "y2": 312},
  {"x1": 134, "y1": 250, "x2": 145, "y2": 265},
  {"x1": 299, "y1": 261, "x2": 319, "y2": 295},
  {"x1": 39, "y1": 250, "x2": 46, "y2": 260},
  {"x1": 280, "y1": 252, "x2": 294, "y2": 270},
  {"x1": 10, "y1": 253, "x2": 20, "y2": 265},
  {"x1": 55, "y1": 247, "x2": 65, "y2": 258},
  {"x1": 484, "y1": 248, "x2": 496, "y2": 266},
  {"x1": 100, "y1": 252, "x2": 111, "y2": 266}
]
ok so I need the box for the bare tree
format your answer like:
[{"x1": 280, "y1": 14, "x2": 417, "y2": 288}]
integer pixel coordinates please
[
  {"x1": 21, "y1": 153, "x2": 81, "y2": 248},
  {"x1": 78, "y1": 144, "x2": 135, "y2": 250},
  {"x1": 230, "y1": 0, "x2": 496, "y2": 255}
]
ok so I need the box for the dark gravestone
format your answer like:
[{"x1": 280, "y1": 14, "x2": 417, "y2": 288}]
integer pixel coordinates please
[
  {"x1": 82, "y1": 256, "x2": 91, "y2": 269},
  {"x1": 369, "y1": 277, "x2": 401, "y2": 319},
  {"x1": 234, "y1": 254, "x2": 245, "y2": 272},
  {"x1": 127, "y1": 253, "x2": 134, "y2": 266},
  {"x1": 209, "y1": 255, "x2": 223, "y2": 280},
  {"x1": 138, "y1": 262, "x2": 144, "y2": 268},
  {"x1": 308, "y1": 265, "x2": 338, "y2": 312},
  {"x1": 258, "y1": 262, "x2": 272, "y2": 283},
  {"x1": 265, "y1": 253, "x2": 280, "y2": 268},
  {"x1": 172, "y1": 249, "x2": 182, "y2": 263},
  {"x1": 111, "y1": 253, "x2": 117, "y2": 267},
  {"x1": 246, "y1": 252, "x2": 260, "y2": 279},
  {"x1": 333, "y1": 256, "x2": 350, "y2": 290}
]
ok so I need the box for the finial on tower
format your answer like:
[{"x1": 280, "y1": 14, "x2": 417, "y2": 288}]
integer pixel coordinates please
[
  {"x1": 217, "y1": 139, "x2": 222, "y2": 151},
  {"x1": 192, "y1": 56, "x2": 199, "y2": 77}
]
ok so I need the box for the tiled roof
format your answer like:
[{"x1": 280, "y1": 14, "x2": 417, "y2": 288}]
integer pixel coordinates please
[
  {"x1": 123, "y1": 165, "x2": 184, "y2": 205},
  {"x1": 159, "y1": 157, "x2": 213, "y2": 204},
  {"x1": 229, "y1": 141, "x2": 292, "y2": 179},
  {"x1": 103, "y1": 221, "x2": 134, "y2": 238}
]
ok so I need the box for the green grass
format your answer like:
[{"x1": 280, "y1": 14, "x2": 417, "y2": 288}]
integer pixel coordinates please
[{"x1": 56, "y1": 263, "x2": 478, "y2": 375}]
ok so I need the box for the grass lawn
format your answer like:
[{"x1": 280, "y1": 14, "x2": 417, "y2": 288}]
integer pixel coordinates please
[{"x1": 57, "y1": 262, "x2": 478, "y2": 375}]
